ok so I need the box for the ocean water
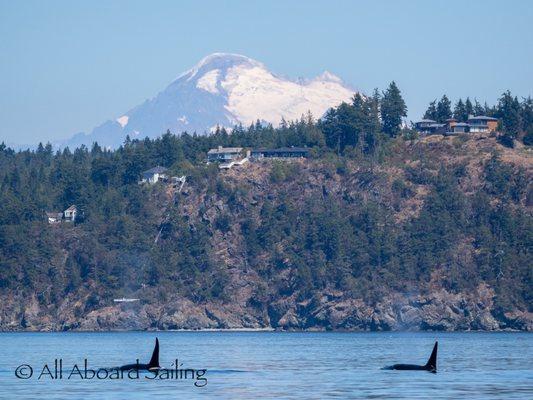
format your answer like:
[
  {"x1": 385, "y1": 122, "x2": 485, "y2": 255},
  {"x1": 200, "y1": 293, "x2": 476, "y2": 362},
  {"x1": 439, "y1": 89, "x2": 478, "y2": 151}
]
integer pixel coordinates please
[{"x1": 0, "y1": 332, "x2": 531, "y2": 399}]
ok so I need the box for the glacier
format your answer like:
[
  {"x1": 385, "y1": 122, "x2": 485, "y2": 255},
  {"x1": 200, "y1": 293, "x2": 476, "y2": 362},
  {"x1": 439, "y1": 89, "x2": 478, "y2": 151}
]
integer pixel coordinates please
[{"x1": 61, "y1": 53, "x2": 356, "y2": 148}]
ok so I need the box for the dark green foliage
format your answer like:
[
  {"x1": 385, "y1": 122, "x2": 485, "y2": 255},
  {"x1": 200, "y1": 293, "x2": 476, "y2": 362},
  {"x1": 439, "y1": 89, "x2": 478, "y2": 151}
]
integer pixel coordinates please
[
  {"x1": 214, "y1": 214, "x2": 232, "y2": 233},
  {"x1": 0, "y1": 88, "x2": 530, "y2": 316},
  {"x1": 484, "y1": 154, "x2": 527, "y2": 203},
  {"x1": 497, "y1": 91, "x2": 521, "y2": 147},
  {"x1": 453, "y1": 98, "x2": 468, "y2": 122},
  {"x1": 381, "y1": 81, "x2": 407, "y2": 137},
  {"x1": 320, "y1": 90, "x2": 385, "y2": 156},
  {"x1": 423, "y1": 100, "x2": 438, "y2": 121},
  {"x1": 436, "y1": 95, "x2": 452, "y2": 123},
  {"x1": 465, "y1": 98, "x2": 474, "y2": 118},
  {"x1": 523, "y1": 126, "x2": 533, "y2": 146},
  {"x1": 497, "y1": 91, "x2": 521, "y2": 135},
  {"x1": 423, "y1": 95, "x2": 452, "y2": 123}
]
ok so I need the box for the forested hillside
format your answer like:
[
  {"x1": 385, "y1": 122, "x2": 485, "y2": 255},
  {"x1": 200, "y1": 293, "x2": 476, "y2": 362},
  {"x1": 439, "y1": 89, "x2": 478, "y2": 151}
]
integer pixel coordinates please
[{"x1": 0, "y1": 85, "x2": 531, "y2": 331}]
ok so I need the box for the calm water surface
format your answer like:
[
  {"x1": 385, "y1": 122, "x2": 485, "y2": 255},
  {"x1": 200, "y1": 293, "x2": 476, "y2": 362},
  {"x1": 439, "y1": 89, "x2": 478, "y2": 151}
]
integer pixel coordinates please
[{"x1": 0, "y1": 332, "x2": 531, "y2": 399}]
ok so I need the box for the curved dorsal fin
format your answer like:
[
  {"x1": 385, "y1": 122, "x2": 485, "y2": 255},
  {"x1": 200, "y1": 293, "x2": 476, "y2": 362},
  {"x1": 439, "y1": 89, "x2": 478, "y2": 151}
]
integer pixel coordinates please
[
  {"x1": 148, "y1": 338, "x2": 160, "y2": 369},
  {"x1": 425, "y1": 341, "x2": 438, "y2": 371}
]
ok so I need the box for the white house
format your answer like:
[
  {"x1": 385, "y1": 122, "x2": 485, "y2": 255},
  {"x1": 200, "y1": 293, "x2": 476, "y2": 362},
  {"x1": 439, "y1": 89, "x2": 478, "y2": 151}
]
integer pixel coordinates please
[
  {"x1": 64, "y1": 205, "x2": 77, "y2": 222},
  {"x1": 46, "y1": 211, "x2": 62, "y2": 224},
  {"x1": 141, "y1": 166, "x2": 168, "y2": 184}
]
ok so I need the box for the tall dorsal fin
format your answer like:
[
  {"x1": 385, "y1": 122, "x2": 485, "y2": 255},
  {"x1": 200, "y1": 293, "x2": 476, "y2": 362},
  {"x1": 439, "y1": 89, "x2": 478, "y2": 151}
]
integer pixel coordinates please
[
  {"x1": 148, "y1": 338, "x2": 160, "y2": 369},
  {"x1": 425, "y1": 341, "x2": 438, "y2": 372}
]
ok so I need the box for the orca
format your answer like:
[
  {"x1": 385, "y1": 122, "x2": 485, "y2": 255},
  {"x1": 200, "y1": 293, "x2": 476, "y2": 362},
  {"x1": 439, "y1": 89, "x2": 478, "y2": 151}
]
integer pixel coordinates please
[
  {"x1": 382, "y1": 341, "x2": 438, "y2": 373},
  {"x1": 118, "y1": 337, "x2": 160, "y2": 371}
]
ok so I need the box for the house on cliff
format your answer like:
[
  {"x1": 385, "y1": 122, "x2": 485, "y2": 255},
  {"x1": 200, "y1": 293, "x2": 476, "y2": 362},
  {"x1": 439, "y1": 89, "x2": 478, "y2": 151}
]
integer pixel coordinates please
[
  {"x1": 415, "y1": 115, "x2": 500, "y2": 135},
  {"x1": 141, "y1": 166, "x2": 168, "y2": 184},
  {"x1": 64, "y1": 205, "x2": 77, "y2": 222},
  {"x1": 207, "y1": 146, "x2": 243, "y2": 162}
]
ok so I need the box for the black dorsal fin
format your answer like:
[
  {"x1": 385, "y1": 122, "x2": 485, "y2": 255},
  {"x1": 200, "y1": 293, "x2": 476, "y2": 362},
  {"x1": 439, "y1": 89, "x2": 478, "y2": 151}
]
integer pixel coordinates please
[
  {"x1": 425, "y1": 341, "x2": 438, "y2": 372},
  {"x1": 148, "y1": 338, "x2": 160, "y2": 369}
]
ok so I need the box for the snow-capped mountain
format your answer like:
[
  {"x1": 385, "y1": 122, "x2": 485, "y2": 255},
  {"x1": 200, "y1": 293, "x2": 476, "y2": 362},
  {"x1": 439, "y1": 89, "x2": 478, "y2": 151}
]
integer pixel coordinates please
[{"x1": 64, "y1": 53, "x2": 355, "y2": 148}]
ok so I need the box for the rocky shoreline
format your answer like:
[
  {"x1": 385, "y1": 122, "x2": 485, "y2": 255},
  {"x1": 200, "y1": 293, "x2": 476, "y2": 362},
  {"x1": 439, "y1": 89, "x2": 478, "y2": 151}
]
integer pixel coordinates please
[{"x1": 2, "y1": 284, "x2": 531, "y2": 332}]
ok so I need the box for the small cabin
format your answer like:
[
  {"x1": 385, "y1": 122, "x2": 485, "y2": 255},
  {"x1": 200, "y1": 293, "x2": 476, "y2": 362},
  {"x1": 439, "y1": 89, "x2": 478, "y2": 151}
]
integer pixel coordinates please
[
  {"x1": 251, "y1": 147, "x2": 309, "y2": 159},
  {"x1": 467, "y1": 115, "x2": 499, "y2": 133},
  {"x1": 64, "y1": 205, "x2": 77, "y2": 222},
  {"x1": 207, "y1": 146, "x2": 243, "y2": 162},
  {"x1": 141, "y1": 166, "x2": 168, "y2": 184}
]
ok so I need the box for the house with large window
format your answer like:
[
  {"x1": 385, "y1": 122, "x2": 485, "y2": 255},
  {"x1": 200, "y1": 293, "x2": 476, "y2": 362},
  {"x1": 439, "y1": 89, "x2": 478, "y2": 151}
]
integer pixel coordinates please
[
  {"x1": 207, "y1": 146, "x2": 243, "y2": 162},
  {"x1": 467, "y1": 115, "x2": 499, "y2": 133},
  {"x1": 415, "y1": 115, "x2": 499, "y2": 135}
]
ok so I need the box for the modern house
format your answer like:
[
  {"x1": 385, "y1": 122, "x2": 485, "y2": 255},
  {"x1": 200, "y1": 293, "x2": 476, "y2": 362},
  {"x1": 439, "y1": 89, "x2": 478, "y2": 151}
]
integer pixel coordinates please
[
  {"x1": 467, "y1": 115, "x2": 499, "y2": 133},
  {"x1": 141, "y1": 166, "x2": 168, "y2": 184},
  {"x1": 415, "y1": 115, "x2": 499, "y2": 135},
  {"x1": 250, "y1": 147, "x2": 309, "y2": 159},
  {"x1": 207, "y1": 146, "x2": 243, "y2": 162},
  {"x1": 64, "y1": 205, "x2": 77, "y2": 222},
  {"x1": 414, "y1": 119, "x2": 446, "y2": 134},
  {"x1": 46, "y1": 211, "x2": 63, "y2": 224},
  {"x1": 448, "y1": 122, "x2": 469, "y2": 134}
]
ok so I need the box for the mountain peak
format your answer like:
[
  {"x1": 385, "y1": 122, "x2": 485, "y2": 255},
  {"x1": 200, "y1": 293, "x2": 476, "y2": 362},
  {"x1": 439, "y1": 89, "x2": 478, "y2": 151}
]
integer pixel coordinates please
[
  {"x1": 62, "y1": 54, "x2": 356, "y2": 148},
  {"x1": 176, "y1": 53, "x2": 264, "y2": 82},
  {"x1": 315, "y1": 70, "x2": 343, "y2": 83}
]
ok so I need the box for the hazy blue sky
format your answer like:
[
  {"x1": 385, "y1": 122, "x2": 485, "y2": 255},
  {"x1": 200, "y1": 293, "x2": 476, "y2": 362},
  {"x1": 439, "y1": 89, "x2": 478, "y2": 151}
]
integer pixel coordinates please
[{"x1": 1, "y1": 0, "x2": 532, "y2": 144}]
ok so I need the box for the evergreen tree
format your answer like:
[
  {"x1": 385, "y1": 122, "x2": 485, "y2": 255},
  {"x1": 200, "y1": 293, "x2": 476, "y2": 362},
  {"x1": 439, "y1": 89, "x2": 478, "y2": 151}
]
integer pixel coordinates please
[
  {"x1": 453, "y1": 98, "x2": 468, "y2": 122},
  {"x1": 473, "y1": 99, "x2": 485, "y2": 116},
  {"x1": 380, "y1": 81, "x2": 407, "y2": 137},
  {"x1": 497, "y1": 91, "x2": 521, "y2": 148},
  {"x1": 363, "y1": 89, "x2": 381, "y2": 155},
  {"x1": 465, "y1": 97, "x2": 474, "y2": 118},
  {"x1": 423, "y1": 100, "x2": 438, "y2": 121},
  {"x1": 436, "y1": 95, "x2": 452, "y2": 122},
  {"x1": 520, "y1": 96, "x2": 533, "y2": 145}
]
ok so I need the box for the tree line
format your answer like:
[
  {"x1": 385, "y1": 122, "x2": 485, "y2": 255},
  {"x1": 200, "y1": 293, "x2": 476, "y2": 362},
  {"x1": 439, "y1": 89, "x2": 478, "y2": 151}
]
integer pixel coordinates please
[{"x1": 0, "y1": 83, "x2": 530, "y2": 320}]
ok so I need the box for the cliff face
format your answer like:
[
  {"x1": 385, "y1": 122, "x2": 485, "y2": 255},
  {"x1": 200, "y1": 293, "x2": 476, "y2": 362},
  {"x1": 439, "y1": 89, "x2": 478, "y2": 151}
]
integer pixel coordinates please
[
  {"x1": 1, "y1": 134, "x2": 532, "y2": 331},
  {"x1": 2, "y1": 281, "x2": 531, "y2": 331}
]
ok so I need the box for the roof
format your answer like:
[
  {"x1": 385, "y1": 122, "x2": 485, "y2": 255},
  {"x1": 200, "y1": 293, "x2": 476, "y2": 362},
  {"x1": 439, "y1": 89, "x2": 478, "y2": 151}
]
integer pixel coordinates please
[
  {"x1": 467, "y1": 115, "x2": 498, "y2": 121},
  {"x1": 207, "y1": 147, "x2": 243, "y2": 154},
  {"x1": 445, "y1": 118, "x2": 457, "y2": 122},
  {"x1": 46, "y1": 211, "x2": 62, "y2": 218},
  {"x1": 252, "y1": 147, "x2": 309, "y2": 153},
  {"x1": 65, "y1": 205, "x2": 77, "y2": 212},
  {"x1": 142, "y1": 166, "x2": 168, "y2": 175},
  {"x1": 416, "y1": 119, "x2": 437, "y2": 124}
]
